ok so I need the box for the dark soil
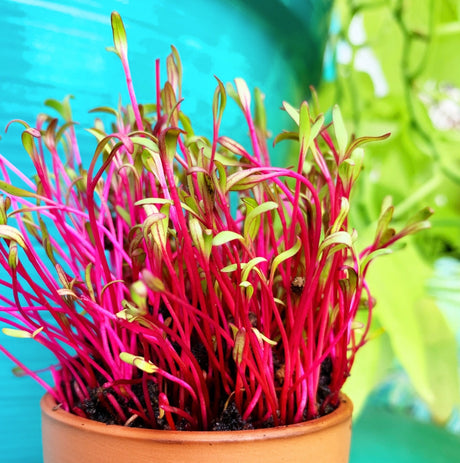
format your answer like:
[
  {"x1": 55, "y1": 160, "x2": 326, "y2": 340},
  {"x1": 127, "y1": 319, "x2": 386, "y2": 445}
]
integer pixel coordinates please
[
  {"x1": 79, "y1": 381, "x2": 167, "y2": 429},
  {"x1": 210, "y1": 400, "x2": 254, "y2": 431},
  {"x1": 70, "y1": 356, "x2": 337, "y2": 430}
]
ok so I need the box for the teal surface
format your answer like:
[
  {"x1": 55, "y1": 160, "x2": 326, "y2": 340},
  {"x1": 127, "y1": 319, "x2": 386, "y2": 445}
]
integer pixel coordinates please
[
  {"x1": 351, "y1": 405, "x2": 460, "y2": 463},
  {"x1": 0, "y1": 1, "x2": 332, "y2": 461}
]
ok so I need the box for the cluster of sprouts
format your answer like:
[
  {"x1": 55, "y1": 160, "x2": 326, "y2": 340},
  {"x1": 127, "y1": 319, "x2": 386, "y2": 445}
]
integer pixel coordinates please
[{"x1": 0, "y1": 13, "x2": 431, "y2": 430}]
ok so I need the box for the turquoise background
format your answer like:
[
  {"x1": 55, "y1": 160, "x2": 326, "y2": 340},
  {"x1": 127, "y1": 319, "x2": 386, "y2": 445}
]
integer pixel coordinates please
[{"x1": 0, "y1": 0, "x2": 458, "y2": 461}]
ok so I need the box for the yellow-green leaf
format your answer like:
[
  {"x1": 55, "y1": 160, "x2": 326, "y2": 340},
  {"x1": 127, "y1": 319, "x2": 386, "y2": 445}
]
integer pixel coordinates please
[
  {"x1": 282, "y1": 101, "x2": 299, "y2": 126},
  {"x1": 333, "y1": 104, "x2": 348, "y2": 158},
  {"x1": 212, "y1": 231, "x2": 244, "y2": 247},
  {"x1": 241, "y1": 256, "x2": 267, "y2": 281},
  {"x1": 0, "y1": 225, "x2": 27, "y2": 248},
  {"x1": 319, "y1": 231, "x2": 352, "y2": 255},
  {"x1": 232, "y1": 327, "x2": 246, "y2": 365},
  {"x1": 0, "y1": 181, "x2": 37, "y2": 199},
  {"x1": 269, "y1": 237, "x2": 302, "y2": 283},
  {"x1": 111, "y1": 11, "x2": 128, "y2": 59},
  {"x1": 243, "y1": 201, "x2": 278, "y2": 241},
  {"x1": 2, "y1": 328, "x2": 32, "y2": 338},
  {"x1": 119, "y1": 352, "x2": 158, "y2": 374}
]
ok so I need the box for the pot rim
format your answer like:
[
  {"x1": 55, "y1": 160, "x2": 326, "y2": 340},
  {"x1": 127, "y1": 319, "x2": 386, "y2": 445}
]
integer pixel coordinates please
[{"x1": 41, "y1": 392, "x2": 352, "y2": 443}]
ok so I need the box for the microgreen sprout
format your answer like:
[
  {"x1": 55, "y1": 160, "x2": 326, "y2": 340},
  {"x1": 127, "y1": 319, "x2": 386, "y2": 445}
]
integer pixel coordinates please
[{"x1": 0, "y1": 12, "x2": 431, "y2": 430}]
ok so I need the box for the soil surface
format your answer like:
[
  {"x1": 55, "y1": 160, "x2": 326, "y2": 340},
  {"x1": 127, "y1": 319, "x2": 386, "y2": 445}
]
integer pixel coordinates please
[{"x1": 73, "y1": 357, "x2": 337, "y2": 430}]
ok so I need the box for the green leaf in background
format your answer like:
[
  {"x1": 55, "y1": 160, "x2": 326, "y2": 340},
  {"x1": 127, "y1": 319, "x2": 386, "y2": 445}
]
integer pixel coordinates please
[
  {"x1": 343, "y1": 323, "x2": 394, "y2": 416},
  {"x1": 366, "y1": 243, "x2": 459, "y2": 423},
  {"x1": 320, "y1": 1, "x2": 460, "y2": 426}
]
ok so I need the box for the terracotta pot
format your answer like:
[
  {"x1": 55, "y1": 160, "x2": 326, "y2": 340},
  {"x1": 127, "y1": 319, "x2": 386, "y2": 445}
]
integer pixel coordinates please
[{"x1": 41, "y1": 393, "x2": 353, "y2": 463}]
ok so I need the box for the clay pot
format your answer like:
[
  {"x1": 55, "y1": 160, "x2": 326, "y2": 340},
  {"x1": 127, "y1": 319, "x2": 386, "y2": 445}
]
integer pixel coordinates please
[{"x1": 41, "y1": 393, "x2": 353, "y2": 463}]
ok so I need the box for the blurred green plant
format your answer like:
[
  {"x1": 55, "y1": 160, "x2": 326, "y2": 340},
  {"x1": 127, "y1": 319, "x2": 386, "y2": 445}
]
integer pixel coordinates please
[{"x1": 317, "y1": 0, "x2": 460, "y2": 423}]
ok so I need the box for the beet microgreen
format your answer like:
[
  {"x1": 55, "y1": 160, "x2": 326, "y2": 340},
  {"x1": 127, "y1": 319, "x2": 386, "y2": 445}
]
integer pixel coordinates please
[{"x1": 0, "y1": 12, "x2": 431, "y2": 430}]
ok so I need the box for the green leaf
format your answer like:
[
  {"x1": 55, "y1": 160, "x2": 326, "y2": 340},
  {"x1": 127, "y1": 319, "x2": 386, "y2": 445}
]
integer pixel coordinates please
[
  {"x1": 111, "y1": 11, "x2": 128, "y2": 59},
  {"x1": 21, "y1": 131, "x2": 36, "y2": 158},
  {"x1": 57, "y1": 288, "x2": 79, "y2": 300},
  {"x1": 134, "y1": 198, "x2": 173, "y2": 207},
  {"x1": 0, "y1": 180, "x2": 38, "y2": 199},
  {"x1": 282, "y1": 101, "x2": 299, "y2": 126},
  {"x1": 308, "y1": 114, "x2": 325, "y2": 148},
  {"x1": 84, "y1": 263, "x2": 96, "y2": 302},
  {"x1": 12, "y1": 367, "x2": 26, "y2": 377},
  {"x1": 360, "y1": 248, "x2": 393, "y2": 272},
  {"x1": 254, "y1": 88, "x2": 267, "y2": 135},
  {"x1": 368, "y1": 244, "x2": 460, "y2": 423},
  {"x1": 166, "y1": 54, "x2": 180, "y2": 93},
  {"x1": 162, "y1": 81, "x2": 179, "y2": 126},
  {"x1": 43, "y1": 118, "x2": 58, "y2": 151},
  {"x1": 5, "y1": 119, "x2": 32, "y2": 132},
  {"x1": 405, "y1": 206, "x2": 434, "y2": 226},
  {"x1": 55, "y1": 121, "x2": 77, "y2": 143},
  {"x1": 243, "y1": 201, "x2": 278, "y2": 241},
  {"x1": 239, "y1": 280, "x2": 254, "y2": 300},
  {"x1": 273, "y1": 131, "x2": 298, "y2": 146},
  {"x1": 375, "y1": 203, "x2": 395, "y2": 246},
  {"x1": 115, "y1": 205, "x2": 131, "y2": 226},
  {"x1": 168, "y1": 45, "x2": 182, "y2": 92},
  {"x1": 0, "y1": 225, "x2": 27, "y2": 248},
  {"x1": 85, "y1": 127, "x2": 106, "y2": 144},
  {"x1": 45, "y1": 96, "x2": 74, "y2": 121},
  {"x1": 143, "y1": 212, "x2": 167, "y2": 243},
  {"x1": 217, "y1": 136, "x2": 250, "y2": 158},
  {"x1": 89, "y1": 106, "x2": 119, "y2": 117},
  {"x1": 331, "y1": 197, "x2": 350, "y2": 234},
  {"x1": 220, "y1": 263, "x2": 238, "y2": 273},
  {"x1": 93, "y1": 135, "x2": 119, "y2": 161},
  {"x1": 333, "y1": 104, "x2": 348, "y2": 159},
  {"x1": 215, "y1": 160, "x2": 227, "y2": 192},
  {"x1": 346, "y1": 132, "x2": 391, "y2": 157},
  {"x1": 241, "y1": 256, "x2": 267, "y2": 281},
  {"x1": 142, "y1": 269, "x2": 165, "y2": 292},
  {"x1": 225, "y1": 82, "x2": 242, "y2": 111},
  {"x1": 0, "y1": 196, "x2": 10, "y2": 225},
  {"x1": 319, "y1": 231, "x2": 352, "y2": 255},
  {"x1": 399, "y1": 220, "x2": 431, "y2": 237},
  {"x1": 348, "y1": 147, "x2": 364, "y2": 183},
  {"x1": 189, "y1": 216, "x2": 205, "y2": 256},
  {"x1": 212, "y1": 231, "x2": 244, "y2": 246},
  {"x1": 130, "y1": 135, "x2": 159, "y2": 154},
  {"x1": 299, "y1": 101, "x2": 311, "y2": 151},
  {"x1": 159, "y1": 127, "x2": 184, "y2": 163},
  {"x1": 252, "y1": 327, "x2": 277, "y2": 346},
  {"x1": 8, "y1": 242, "x2": 18, "y2": 269},
  {"x1": 220, "y1": 258, "x2": 267, "y2": 281},
  {"x1": 234, "y1": 78, "x2": 251, "y2": 110},
  {"x1": 2, "y1": 328, "x2": 32, "y2": 338},
  {"x1": 212, "y1": 77, "x2": 227, "y2": 128},
  {"x1": 232, "y1": 327, "x2": 246, "y2": 365},
  {"x1": 130, "y1": 280, "x2": 148, "y2": 311},
  {"x1": 343, "y1": 323, "x2": 394, "y2": 417},
  {"x1": 119, "y1": 352, "x2": 157, "y2": 374},
  {"x1": 269, "y1": 237, "x2": 302, "y2": 283},
  {"x1": 226, "y1": 170, "x2": 269, "y2": 192}
]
